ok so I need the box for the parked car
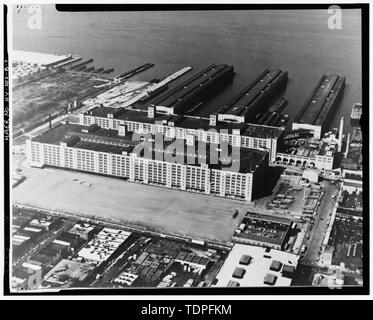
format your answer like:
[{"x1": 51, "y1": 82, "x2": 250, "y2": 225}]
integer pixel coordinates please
[{"x1": 232, "y1": 209, "x2": 239, "y2": 219}]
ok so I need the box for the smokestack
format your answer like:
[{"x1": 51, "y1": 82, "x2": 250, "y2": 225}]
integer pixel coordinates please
[
  {"x1": 338, "y1": 117, "x2": 344, "y2": 152},
  {"x1": 48, "y1": 114, "x2": 52, "y2": 130},
  {"x1": 345, "y1": 132, "x2": 350, "y2": 158}
]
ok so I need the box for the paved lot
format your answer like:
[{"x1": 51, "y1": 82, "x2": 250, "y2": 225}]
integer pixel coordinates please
[
  {"x1": 251, "y1": 178, "x2": 305, "y2": 217},
  {"x1": 12, "y1": 157, "x2": 249, "y2": 242}
]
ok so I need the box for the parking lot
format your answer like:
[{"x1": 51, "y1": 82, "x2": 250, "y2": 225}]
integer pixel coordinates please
[{"x1": 12, "y1": 161, "x2": 249, "y2": 243}]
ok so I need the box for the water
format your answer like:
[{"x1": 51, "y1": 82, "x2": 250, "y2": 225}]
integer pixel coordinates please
[{"x1": 12, "y1": 6, "x2": 362, "y2": 132}]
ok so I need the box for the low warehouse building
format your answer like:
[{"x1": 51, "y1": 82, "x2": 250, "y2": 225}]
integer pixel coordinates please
[{"x1": 213, "y1": 244, "x2": 299, "y2": 287}]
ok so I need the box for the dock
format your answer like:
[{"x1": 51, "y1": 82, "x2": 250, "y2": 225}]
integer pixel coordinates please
[
  {"x1": 217, "y1": 69, "x2": 288, "y2": 123},
  {"x1": 70, "y1": 59, "x2": 94, "y2": 70},
  {"x1": 293, "y1": 74, "x2": 345, "y2": 139},
  {"x1": 254, "y1": 98, "x2": 289, "y2": 127},
  {"x1": 151, "y1": 64, "x2": 234, "y2": 115},
  {"x1": 111, "y1": 66, "x2": 193, "y2": 109},
  {"x1": 116, "y1": 63, "x2": 155, "y2": 81}
]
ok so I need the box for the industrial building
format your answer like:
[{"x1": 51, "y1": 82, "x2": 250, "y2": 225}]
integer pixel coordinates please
[
  {"x1": 341, "y1": 127, "x2": 362, "y2": 192},
  {"x1": 350, "y1": 103, "x2": 362, "y2": 127},
  {"x1": 276, "y1": 120, "x2": 343, "y2": 171},
  {"x1": 233, "y1": 212, "x2": 293, "y2": 250},
  {"x1": 217, "y1": 69, "x2": 288, "y2": 123},
  {"x1": 79, "y1": 105, "x2": 284, "y2": 163},
  {"x1": 326, "y1": 215, "x2": 363, "y2": 271},
  {"x1": 77, "y1": 228, "x2": 131, "y2": 265},
  {"x1": 293, "y1": 74, "x2": 345, "y2": 139},
  {"x1": 43, "y1": 259, "x2": 96, "y2": 287},
  {"x1": 276, "y1": 140, "x2": 337, "y2": 171},
  {"x1": 67, "y1": 222, "x2": 97, "y2": 241},
  {"x1": 213, "y1": 244, "x2": 299, "y2": 287},
  {"x1": 26, "y1": 122, "x2": 269, "y2": 202},
  {"x1": 336, "y1": 190, "x2": 363, "y2": 219}
]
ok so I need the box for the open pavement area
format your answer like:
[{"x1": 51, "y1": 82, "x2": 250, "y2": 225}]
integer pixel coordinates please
[{"x1": 12, "y1": 152, "x2": 249, "y2": 243}]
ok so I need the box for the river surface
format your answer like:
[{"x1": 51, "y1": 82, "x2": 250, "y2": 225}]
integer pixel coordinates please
[{"x1": 12, "y1": 6, "x2": 362, "y2": 131}]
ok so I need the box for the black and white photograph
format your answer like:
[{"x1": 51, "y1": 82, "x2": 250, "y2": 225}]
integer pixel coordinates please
[{"x1": 1, "y1": 1, "x2": 369, "y2": 299}]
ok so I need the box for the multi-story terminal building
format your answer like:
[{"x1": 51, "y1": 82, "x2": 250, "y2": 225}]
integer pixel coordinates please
[
  {"x1": 276, "y1": 139, "x2": 337, "y2": 171},
  {"x1": 275, "y1": 126, "x2": 341, "y2": 171},
  {"x1": 26, "y1": 123, "x2": 269, "y2": 202},
  {"x1": 79, "y1": 106, "x2": 284, "y2": 163}
]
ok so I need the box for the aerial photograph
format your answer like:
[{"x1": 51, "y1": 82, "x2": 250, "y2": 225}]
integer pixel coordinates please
[{"x1": 8, "y1": 4, "x2": 364, "y2": 292}]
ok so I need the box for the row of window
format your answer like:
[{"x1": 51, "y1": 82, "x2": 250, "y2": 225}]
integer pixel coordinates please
[
  {"x1": 31, "y1": 142, "x2": 252, "y2": 198},
  {"x1": 83, "y1": 116, "x2": 272, "y2": 151}
]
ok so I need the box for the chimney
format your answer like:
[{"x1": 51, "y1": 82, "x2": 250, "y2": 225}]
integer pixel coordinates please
[
  {"x1": 345, "y1": 132, "x2": 350, "y2": 158},
  {"x1": 210, "y1": 113, "x2": 217, "y2": 126},
  {"x1": 338, "y1": 117, "x2": 344, "y2": 152},
  {"x1": 48, "y1": 114, "x2": 52, "y2": 130},
  {"x1": 148, "y1": 106, "x2": 155, "y2": 118},
  {"x1": 74, "y1": 100, "x2": 78, "y2": 109}
]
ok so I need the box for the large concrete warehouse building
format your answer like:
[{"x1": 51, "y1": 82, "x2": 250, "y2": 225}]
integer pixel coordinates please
[
  {"x1": 26, "y1": 123, "x2": 269, "y2": 202},
  {"x1": 79, "y1": 106, "x2": 284, "y2": 163}
]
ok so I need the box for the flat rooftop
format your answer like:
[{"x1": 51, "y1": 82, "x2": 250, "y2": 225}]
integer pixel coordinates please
[
  {"x1": 44, "y1": 259, "x2": 95, "y2": 286},
  {"x1": 31, "y1": 123, "x2": 268, "y2": 173},
  {"x1": 338, "y1": 190, "x2": 363, "y2": 211},
  {"x1": 77, "y1": 228, "x2": 131, "y2": 264},
  {"x1": 84, "y1": 106, "x2": 284, "y2": 139},
  {"x1": 32, "y1": 123, "x2": 135, "y2": 146},
  {"x1": 327, "y1": 216, "x2": 363, "y2": 270},
  {"x1": 117, "y1": 109, "x2": 171, "y2": 124},
  {"x1": 68, "y1": 222, "x2": 96, "y2": 237},
  {"x1": 32, "y1": 124, "x2": 83, "y2": 145},
  {"x1": 281, "y1": 136, "x2": 335, "y2": 158},
  {"x1": 234, "y1": 212, "x2": 291, "y2": 246},
  {"x1": 142, "y1": 138, "x2": 267, "y2": 173},
  {"x1": 85, "y1": 106, "x2": 172, "y2": 124},
  {"x1": 295, "y1": 74, "x2": 345, "y2": 126},
  {"x1": 342, "y1": 128, "x2": 362, "y2": 170},
  {"x1": 213, "y1": 244, "x2": 299, "y2": 287},
  {"x1": 85, "y1": 106, "x2": 117, "y2": 118},
  {"x1": 74, "y1": 140, "x2": 133, "y2": 154},
  {"x1": 351, "y1": 127, "x2": 363, "y2": 143},
  {"x1": 351, "y1": 103, "x2": 362, "y2": 120},
  {"x1": 242, "y1": 123, "x2": 284, "y2": 139}
]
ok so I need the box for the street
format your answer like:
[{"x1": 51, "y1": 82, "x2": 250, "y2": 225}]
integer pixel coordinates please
[{"x1": 301, "y1": 181, "x2": 339, "y2": 265}]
